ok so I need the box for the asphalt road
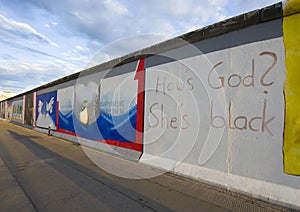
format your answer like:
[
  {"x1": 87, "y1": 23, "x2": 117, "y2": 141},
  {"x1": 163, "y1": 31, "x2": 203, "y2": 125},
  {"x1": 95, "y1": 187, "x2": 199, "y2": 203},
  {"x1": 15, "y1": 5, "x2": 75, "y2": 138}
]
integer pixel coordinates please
[{"x1": 0, "y1": 121, "x2": 290, "y2": 212}]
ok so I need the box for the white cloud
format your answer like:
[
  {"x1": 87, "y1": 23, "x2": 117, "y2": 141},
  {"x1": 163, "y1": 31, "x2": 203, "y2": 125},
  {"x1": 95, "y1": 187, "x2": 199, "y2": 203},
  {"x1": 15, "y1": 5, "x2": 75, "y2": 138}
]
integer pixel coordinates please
[
  {"x1": 115, "y1": 0, "x2": 230, "y2": 37},
  {"x1": 74, "y1": 45, "x2": 88, "y2": 53},
  {"x1": 225, "y1": 0, "x2": 279, "y2": 17},
  {"x1": 2, "y1": 0, "x2": 280, "y2": 43},
  {"x1": 3, "y1": 0, "x2": 226, "y2": 42},
  {"x1": 63, "y1": 45, "x2": 92, "y2": 67},
  {"x1": 44, "y1": 22, "x2": 58, "y2": 28},
  {"x1": 0, "y1": 13, "x2": 59, "y2": 47},
  {"x1": 85, "y1": 33, "x2": 171, "y2": 67},
  {"x1": 103, "y1": 0, "x2": 128, "y2": 16},
  {"x1": 0, "y1": 58, "x2": 80, "y2": 93}
]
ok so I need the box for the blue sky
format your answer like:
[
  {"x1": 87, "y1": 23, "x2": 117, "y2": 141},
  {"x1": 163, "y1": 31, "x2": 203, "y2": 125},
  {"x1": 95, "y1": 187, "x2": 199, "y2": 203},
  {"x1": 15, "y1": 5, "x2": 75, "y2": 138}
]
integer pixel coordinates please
[{"x1": 0, "y1": 0, "x2": 280, "y2": 94}]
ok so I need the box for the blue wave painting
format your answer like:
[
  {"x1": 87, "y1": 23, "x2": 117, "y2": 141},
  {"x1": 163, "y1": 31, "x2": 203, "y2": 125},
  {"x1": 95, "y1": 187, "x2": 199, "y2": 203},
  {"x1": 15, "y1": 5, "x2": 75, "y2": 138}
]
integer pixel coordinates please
[
  {"x1": 58, "y1": 111, "x2": 75, "y2": 133},
  {"x1": 58, "y1": 105, "x2": 137, "y2": 142}
]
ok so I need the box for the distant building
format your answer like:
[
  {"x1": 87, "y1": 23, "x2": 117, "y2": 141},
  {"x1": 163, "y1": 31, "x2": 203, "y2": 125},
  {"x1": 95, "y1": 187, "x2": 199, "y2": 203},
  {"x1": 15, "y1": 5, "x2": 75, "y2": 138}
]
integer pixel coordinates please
[{"x1": 0, "y1": 91, "x2": 15, "y2": 101}]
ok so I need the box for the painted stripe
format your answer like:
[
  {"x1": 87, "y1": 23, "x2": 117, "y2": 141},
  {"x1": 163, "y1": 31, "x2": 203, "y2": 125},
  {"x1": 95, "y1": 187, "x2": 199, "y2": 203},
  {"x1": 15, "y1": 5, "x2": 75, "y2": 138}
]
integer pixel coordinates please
[
  {"x1": 283, "y1": 3, "x2": 300, "y2": 175},
  {"x1": 97, "y1": 139, "x2": 142, "y2": 152},
  {"x1": 56, "y1": 128, "x2": 77, "y2": 136},
  {"x1": 23, "y1": 95, "x2": 26, "y2": 125},
  {"x1": 134, "y1": 58, "x2": 145, "y2": 148},
  {"x1": 55, "y1": 101, "x2": 59, "y2": 128},
  {"x1": 56, "y1": 127, "x2": 142, "y2": 151}
]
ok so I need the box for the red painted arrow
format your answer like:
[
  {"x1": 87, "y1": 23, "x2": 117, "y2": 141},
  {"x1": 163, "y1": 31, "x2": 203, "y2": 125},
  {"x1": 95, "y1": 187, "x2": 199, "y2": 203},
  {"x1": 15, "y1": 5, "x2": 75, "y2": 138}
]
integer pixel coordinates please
[{"x1": 134, "y1": 58, "x2": 145, "y2": 152}]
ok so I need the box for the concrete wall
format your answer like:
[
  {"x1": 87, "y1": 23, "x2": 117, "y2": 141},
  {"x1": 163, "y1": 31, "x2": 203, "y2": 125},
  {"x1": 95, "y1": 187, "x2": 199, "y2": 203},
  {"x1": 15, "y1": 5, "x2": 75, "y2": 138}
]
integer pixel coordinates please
[
  {"x1": 141, "y1": 19, "x2": 298, "y2": 209},
  {"x1": 34, "y1": 61, "x2": 143, "y2": 159},
  {"x1": 139, "y1": 1, "x2": 300, "y2": 208},
  {"x1": 1, "y1": 1, "x2": 300, "y2": 209}
]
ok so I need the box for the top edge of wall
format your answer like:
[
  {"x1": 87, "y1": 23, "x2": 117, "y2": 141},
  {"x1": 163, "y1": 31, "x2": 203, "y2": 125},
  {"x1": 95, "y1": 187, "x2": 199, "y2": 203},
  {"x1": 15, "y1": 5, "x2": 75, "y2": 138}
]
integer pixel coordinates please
[{"x1": 4, "y1": 2, "x2": 287, "y2": 101}]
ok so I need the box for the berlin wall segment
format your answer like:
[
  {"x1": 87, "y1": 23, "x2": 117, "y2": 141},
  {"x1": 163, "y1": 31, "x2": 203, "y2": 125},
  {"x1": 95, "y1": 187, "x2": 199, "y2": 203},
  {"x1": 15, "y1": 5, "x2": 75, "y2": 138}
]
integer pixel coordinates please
[{"x1": 1, "y1": 1, "x2": 300, "y2": 209}]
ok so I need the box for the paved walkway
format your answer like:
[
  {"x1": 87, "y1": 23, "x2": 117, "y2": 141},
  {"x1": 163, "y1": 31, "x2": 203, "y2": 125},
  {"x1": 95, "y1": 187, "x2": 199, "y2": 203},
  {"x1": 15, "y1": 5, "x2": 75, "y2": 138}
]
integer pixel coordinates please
[{"x1": 0, "y1": 121, "x2": 291, "y2": 211}]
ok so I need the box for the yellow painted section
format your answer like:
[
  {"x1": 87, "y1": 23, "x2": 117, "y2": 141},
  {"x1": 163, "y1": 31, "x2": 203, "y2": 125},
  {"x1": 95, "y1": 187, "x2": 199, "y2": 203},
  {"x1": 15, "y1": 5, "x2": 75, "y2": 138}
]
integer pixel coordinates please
[
  {"x1": 283, "y1": 9, "x2": 300, "y2": 175},
  {"x1": 284, "y1": 0, "x2": 300, "y2": 16}
]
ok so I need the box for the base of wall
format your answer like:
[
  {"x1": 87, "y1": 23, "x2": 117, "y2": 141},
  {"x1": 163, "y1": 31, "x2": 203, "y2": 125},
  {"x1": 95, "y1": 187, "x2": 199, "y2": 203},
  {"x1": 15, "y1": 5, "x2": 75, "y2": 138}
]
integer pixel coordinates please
[
  {"x1": 140, "y1": 153, "x2": 300, "y2": 210},
  {"x1": 0, "y1": 118, "x2": 10, "y2": 122},
  {"x1": 34, "y1": 127, "x2": 142, "y2": 161}
]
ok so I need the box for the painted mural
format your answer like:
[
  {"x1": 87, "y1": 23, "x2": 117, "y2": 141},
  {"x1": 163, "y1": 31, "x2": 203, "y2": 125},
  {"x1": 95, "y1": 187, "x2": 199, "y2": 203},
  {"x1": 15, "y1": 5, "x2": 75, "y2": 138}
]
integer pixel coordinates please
[
  {"x1": 36, "y1": 91, "x2": 57, "y2": 130},
  {"x1": 6, "y1": 100, "x2": 12, "y2": 120},
  {"x1": 0, "y1": 102, "x2": 3, "y2": 118},
  {"x1": 283, "y1": 2, "x2": 300, "y2": 175},
  {"x1": 2, "y1": 102, "x2": 4, "y2": 118},
  {"x1": 12, "y1": 100, "x2": 24, "y2": 123},
  {"x1": 72, "y1": 61, "x2": 143, "y2": 151},
  {"x1": 24, "y1": 93, "x2": 34, "y2": 126},
  {"x1": 142, "y1": 37, "x2": 287, "y2": 183},
  {"x1": 98, "y1": 72, "x2": 137, "y2": 142},
  {"x1": 57, "y1": 86, "x2": 75, "y2": 134}
]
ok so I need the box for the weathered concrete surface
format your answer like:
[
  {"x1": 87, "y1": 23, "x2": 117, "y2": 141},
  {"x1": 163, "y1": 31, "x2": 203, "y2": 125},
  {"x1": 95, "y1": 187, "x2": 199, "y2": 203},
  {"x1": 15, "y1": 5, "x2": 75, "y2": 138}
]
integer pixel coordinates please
[{"x1": 0, "y1": 121, "x2": 290, "y2": 212}]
